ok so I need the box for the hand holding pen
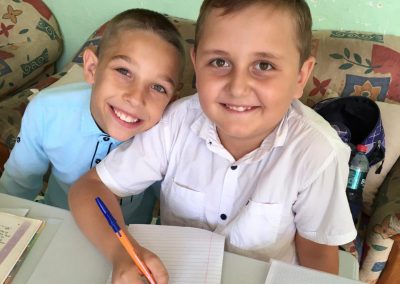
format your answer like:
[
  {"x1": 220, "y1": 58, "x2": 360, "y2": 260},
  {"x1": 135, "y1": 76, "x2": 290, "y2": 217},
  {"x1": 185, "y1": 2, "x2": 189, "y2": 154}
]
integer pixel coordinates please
[{"x1": 95, "y1": 197, "x2": 158, "y2": 284}]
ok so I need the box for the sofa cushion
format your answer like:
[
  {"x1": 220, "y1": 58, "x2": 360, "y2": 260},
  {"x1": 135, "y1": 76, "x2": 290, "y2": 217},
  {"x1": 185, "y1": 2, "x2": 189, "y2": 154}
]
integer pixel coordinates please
[
  {"x1": 301, "y1": 30, "x2": 400, "y2": 106},
  {"x1": 28, "y1": 63, "x2": 84, "y2": 101},
  {"x1": 69, "y1": 15, "x2": 196, "y2": 98},
  {"x1": 0, "y1": 0, "x2": 62, "y2": 99}
]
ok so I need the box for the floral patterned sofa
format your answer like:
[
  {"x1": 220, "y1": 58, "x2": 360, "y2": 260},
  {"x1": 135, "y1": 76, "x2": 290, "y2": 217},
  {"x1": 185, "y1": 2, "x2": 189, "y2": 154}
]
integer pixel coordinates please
[
  {"x1": 0, "y1": 0, "x2": 62, "y2": 154},
  {"x1": 0, "y1": 6, "x2": 399, "y2": 284}
]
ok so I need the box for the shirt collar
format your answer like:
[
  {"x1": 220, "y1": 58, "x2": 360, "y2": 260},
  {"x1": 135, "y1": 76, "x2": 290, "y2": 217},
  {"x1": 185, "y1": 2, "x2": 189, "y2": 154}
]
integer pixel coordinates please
[
  {"x1": 80, "y1": 92, "x2": 120, "y2": 143},
  {"x1": 190, "y1": 95, "x2": 291, "y2": 163}
]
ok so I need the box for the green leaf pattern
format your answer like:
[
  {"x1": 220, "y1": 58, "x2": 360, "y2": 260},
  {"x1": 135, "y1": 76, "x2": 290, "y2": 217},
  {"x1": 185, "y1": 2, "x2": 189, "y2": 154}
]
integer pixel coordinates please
[
  {"x1": 372, "y1": 244, "x2": 388, "y2": 251},
  {"x1": 329, "y1": 47, "x2": 381, "y2": 74},
  {"x1": 354, "y1": 53, "x2": 362, "y2": 64},
  {"x1": 344, "y1": 48, "x2": 350, "y2": 58}
]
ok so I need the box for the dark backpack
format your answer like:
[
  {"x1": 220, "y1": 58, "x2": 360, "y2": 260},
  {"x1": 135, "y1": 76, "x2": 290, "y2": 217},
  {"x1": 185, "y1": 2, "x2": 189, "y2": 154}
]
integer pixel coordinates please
[{"x1": 313, "y1": 96, "x2": 385, "y2": 173}]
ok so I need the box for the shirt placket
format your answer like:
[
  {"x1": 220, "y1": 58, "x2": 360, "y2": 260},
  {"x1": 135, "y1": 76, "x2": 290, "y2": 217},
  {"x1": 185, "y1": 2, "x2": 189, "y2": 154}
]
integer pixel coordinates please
[
  {"x1": 214, "y1": 163, "x2": 240, "y2": 232},
  {"x1": 90, "y1": 134, "x2": 113, "y2": 169}
]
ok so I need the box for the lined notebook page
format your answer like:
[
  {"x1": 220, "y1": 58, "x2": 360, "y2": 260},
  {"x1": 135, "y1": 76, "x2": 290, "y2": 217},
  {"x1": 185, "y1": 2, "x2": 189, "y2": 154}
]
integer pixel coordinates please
[
  {"x1": 265, "y1": 259, "x2": 364, "y2": 284},
  {"x1": 107, "y1": 224, "x2": 225, "y2": 284}
]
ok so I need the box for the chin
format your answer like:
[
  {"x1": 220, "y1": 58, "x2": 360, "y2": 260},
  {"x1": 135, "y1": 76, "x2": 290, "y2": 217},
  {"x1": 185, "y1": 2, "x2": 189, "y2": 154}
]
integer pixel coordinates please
[{"x1": 106, "y1": 130, "x2": 133, "y2": 142}]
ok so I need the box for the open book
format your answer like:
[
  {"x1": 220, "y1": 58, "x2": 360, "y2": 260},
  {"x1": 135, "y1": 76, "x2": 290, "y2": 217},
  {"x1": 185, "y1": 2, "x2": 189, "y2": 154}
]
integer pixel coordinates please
[
  {"x1": 0, "y1": 212, "x2": 44, "y2": 283},
  {"x1": 107, "y1": 224, "x2": 225, "y2": 284}
]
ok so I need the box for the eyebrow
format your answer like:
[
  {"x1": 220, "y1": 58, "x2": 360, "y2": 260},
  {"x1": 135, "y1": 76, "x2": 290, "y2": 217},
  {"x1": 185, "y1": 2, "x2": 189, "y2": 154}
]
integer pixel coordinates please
[
  {"x1": 253, "y1": 51, "x2": 282, "y2": 60},
  {"x1": 200, "y1": 49, "x2": 282, "y2": 61},
  {"x1": 110, "y1": 55, "x2": 177, "y2": 88}
]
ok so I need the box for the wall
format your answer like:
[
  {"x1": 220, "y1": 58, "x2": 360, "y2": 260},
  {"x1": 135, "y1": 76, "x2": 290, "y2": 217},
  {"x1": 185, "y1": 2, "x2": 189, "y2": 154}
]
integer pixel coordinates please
[{"x1": 42, "y1": 0, "x2": 400, "y2": 70}]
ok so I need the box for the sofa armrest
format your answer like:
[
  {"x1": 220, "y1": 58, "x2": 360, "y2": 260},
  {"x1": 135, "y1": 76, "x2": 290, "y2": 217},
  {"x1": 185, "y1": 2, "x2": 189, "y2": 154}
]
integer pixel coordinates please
[
  {"x1": 0, "y1": 142, "x2": 10, "y2": 174},
  {"x1": 377, "y1": 235, "x2": 400, "y2": 284},
  {"x1": 360, "y1": 157, "x2": 400, "y2": 283}
]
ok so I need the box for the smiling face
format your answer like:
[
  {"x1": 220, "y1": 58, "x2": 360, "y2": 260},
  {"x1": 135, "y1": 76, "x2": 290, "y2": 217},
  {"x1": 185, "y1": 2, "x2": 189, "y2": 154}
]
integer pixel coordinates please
[
  {"x1": 191, "y1": 4, "x2": 314, "y2": 159},
  {"x1": 84, "y1": 29, "x2": 181, "y2": 141}
]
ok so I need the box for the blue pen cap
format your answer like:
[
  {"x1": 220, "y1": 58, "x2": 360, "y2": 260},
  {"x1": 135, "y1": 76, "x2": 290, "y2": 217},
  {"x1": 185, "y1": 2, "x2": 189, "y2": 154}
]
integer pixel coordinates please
[{"x1": 95, "y1": 197, "x2": 121, "y2": 233}]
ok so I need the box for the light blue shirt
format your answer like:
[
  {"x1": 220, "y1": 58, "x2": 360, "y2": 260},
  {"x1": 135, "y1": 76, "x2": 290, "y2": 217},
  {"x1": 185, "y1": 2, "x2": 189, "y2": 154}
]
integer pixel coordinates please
[{"x1": 0, "y1": 82, "x2": 155, "y2": 224}]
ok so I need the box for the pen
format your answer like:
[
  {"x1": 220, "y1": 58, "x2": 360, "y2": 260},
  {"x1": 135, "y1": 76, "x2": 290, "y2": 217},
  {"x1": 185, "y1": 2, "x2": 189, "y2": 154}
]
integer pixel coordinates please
[{"x1": 95, "y1": 197, "x2": 157, "y2": 284}]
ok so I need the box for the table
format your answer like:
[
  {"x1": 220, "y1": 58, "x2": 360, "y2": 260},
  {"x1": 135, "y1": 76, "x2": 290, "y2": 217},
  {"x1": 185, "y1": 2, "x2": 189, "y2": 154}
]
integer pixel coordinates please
[{"x1": 0, "y1": 193, "x2": 359, "y2": 283}]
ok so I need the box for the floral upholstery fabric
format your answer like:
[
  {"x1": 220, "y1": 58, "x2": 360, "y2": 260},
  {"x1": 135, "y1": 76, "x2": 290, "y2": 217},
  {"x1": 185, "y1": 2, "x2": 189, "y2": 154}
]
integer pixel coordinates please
[
  {"x1": 302, "y1": 30, "x2": 400, "y2": 107},
  {"x1": 359, "y1": 158, "x2": 400, "y2": 283},
  {"x1": 0, "y1": 0, "x2": 62, "y2": 100}
]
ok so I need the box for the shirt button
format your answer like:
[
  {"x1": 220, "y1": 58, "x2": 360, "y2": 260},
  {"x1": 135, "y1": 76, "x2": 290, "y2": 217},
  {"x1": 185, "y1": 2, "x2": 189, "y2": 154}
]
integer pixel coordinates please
[
  {"x1": 95, "y1": 159, "x2": 101, "y2": 164},
  {"x1": 220, "y1": 214, "x2": 227, "y2": 220},
  {"x1": 230, "y1": 165, "x2": 237, "y2": 170},
  {"x1": 103, "y1": 136, "x2": 110, "y2": 141}
]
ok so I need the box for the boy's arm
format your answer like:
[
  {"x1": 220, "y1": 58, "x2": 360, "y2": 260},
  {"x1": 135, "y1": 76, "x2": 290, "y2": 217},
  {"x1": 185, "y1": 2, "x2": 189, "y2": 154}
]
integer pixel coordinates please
[
  {"x1": 295, "y1": 232, "x2": 339, "y2": 274},
  {"x1": 0, "y1": 99, "x2": 49, "y2": 199},
  {"x1": 68, "y1": 168, "x2": 168, "y2": 284}
]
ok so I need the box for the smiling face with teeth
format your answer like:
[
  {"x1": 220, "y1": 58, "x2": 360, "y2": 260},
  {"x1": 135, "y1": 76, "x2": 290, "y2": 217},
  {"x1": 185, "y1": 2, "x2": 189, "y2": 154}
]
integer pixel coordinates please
[
  {"x1": 83, "y1": 29, "x2": 182, "y2": 141},
  {"x1": 191, "y1": 4, "x2": 315, "y2": 159}
]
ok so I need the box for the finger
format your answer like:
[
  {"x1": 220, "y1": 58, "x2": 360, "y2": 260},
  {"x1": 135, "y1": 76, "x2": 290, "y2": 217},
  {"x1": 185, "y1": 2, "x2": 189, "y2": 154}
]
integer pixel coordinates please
[
  {"x1": 112, "y1": 266, "x2": 144, "y2": 284},
  {"x1": 146, "y1": 257, "x2": 168, "y2": 284}
]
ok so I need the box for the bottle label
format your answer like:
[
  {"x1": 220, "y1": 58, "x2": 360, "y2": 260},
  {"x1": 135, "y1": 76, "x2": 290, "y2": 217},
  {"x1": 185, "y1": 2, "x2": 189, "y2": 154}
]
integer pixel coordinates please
[{"x1": 347, "y1": 168, "x2": 367, "y2": 191}]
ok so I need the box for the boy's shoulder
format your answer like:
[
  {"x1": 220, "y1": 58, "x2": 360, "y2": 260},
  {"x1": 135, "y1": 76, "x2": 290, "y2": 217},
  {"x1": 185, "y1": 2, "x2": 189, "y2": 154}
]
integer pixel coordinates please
[
  {"x1": 162, "y1": 94, "x2": 202, "y2": 120},
  {"x1": 288, "y1": 100, "x2": 350, "y2": 156},
  {"x1": 32, "y1": 82, "x2": 91, "y2": 107}
]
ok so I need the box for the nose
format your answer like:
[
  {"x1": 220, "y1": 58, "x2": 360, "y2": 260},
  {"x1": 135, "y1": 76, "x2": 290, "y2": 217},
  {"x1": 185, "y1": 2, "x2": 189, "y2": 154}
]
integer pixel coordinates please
[
  {"x1": 228, "y1": 68, "x2": 251, "y2": 98},
  {"x1": 122, "y1": 84, "x2": 146, "y2": 106}
]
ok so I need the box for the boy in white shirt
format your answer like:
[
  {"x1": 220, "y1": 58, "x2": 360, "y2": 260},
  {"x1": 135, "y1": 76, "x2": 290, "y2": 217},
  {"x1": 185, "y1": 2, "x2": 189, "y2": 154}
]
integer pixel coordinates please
[{"x1": 69, "y1": 0, "x2": 357, "y2": 283}]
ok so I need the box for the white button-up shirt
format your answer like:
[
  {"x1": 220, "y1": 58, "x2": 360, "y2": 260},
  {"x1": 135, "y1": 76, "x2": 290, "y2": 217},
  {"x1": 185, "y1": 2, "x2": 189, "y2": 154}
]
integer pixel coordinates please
[{"x1": 97, "y1": 94, "x2": 357, "y2": 263}]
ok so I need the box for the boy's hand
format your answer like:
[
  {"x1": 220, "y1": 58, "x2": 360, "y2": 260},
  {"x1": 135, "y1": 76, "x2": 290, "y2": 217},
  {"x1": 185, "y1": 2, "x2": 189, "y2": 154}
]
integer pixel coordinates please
[{"x1": 111, "y1": 245, "x2": 168, "y2": 284}]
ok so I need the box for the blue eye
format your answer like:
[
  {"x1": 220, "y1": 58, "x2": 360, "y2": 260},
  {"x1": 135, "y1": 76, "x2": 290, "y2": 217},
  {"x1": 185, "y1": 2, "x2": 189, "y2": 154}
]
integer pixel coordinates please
[
  {"x1": 116, "y1": 68, "x2": 130, "y2": 76},
  {"x1": 152, "y1": 84, "x2": 167, "y2": 94},
  {"x1": 211, "y1": 58, "x2": 229, "y2": 68},
  {"x1": 255, "y1": 62, "x2": 272, "y2": 71}
]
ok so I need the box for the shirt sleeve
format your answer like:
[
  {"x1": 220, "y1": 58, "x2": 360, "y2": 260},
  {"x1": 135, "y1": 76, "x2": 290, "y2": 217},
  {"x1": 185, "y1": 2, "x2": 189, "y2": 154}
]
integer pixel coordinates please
[
  {"x1": 0, "y1": 96, "x2": 50, "y2": 200},
  {"x1": 96, "y1": 117, "x2": 170, "y2": 197},
  {"x1": 293, "y1": 150, "x2": 357, "y2": 245}
]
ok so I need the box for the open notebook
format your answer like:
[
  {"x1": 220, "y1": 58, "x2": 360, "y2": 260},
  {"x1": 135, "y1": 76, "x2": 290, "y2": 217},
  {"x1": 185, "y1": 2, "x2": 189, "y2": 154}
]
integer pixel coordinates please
[
  {"x1": 0, "y1": 211, "x2": 44, "y2": 283},
  {"x1": 107, "y1": 224, "x2": 225, "y2": 284},
  {"x1": 265, "y1": 259, "x2": 364, "y2": 284}
]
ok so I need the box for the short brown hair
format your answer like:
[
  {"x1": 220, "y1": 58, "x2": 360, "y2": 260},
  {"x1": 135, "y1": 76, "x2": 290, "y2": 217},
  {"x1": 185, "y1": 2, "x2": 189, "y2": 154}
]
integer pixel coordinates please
[
  {"x1": 194, "y1": 0, "x2": 312, "y2": 66},
  {"x1": 98, "y1": 9, "x2": 186, "y2": 77}
]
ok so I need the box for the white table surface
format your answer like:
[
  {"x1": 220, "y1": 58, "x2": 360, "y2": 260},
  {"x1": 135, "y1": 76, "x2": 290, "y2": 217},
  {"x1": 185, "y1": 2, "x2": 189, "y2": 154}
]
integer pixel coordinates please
[{"x1": 0, "y1": 193, "x2": 358, "y2": 284}]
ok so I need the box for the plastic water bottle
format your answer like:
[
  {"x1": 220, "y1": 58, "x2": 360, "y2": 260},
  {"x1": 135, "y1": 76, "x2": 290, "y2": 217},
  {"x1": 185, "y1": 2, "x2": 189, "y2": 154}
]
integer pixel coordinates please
[{"x1": 346, "y1": 144, "x2": 369, "y2": 227}]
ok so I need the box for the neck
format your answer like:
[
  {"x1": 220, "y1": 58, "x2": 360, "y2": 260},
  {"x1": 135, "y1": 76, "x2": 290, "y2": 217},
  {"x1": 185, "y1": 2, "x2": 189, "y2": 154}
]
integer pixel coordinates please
[{"x1": 219, "y1": 135, "x2": 263, "y2": 161}]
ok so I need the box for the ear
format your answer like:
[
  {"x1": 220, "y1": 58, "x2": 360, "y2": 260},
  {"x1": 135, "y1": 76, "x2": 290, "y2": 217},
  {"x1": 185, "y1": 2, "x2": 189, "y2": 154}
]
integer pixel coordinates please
[
  {"x1": 190, "y1": 47, "x2": 197, "y2": 70},
  {"x1": 83, "y1": 48, "x2": 99, "y2": 85},
  {"x1": 175, "y1": 82, "x2": 184, "y2": 93},
  {"x1": 294, "y1": 56, "x2": 315, "y2": 99}
]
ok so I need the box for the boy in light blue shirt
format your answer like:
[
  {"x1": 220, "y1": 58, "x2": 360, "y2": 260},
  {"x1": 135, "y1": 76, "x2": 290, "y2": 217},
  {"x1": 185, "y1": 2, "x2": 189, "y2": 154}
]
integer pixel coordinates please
[{"x1": 0, "y1": 9, "x2": 185, "y2": 223}]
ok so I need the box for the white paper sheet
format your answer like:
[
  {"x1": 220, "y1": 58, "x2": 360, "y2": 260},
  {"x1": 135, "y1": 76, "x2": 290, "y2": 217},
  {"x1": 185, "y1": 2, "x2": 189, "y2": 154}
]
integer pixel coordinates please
[
  {"x1": 0, "y1": 208, "x2": 29, "y2": 217},
  {"x1": 107, "y1": 224, "x2": 225, "y2": 284},
  {"x1": 265, "y1": 259, "x2": 365, "y2": 284}
]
